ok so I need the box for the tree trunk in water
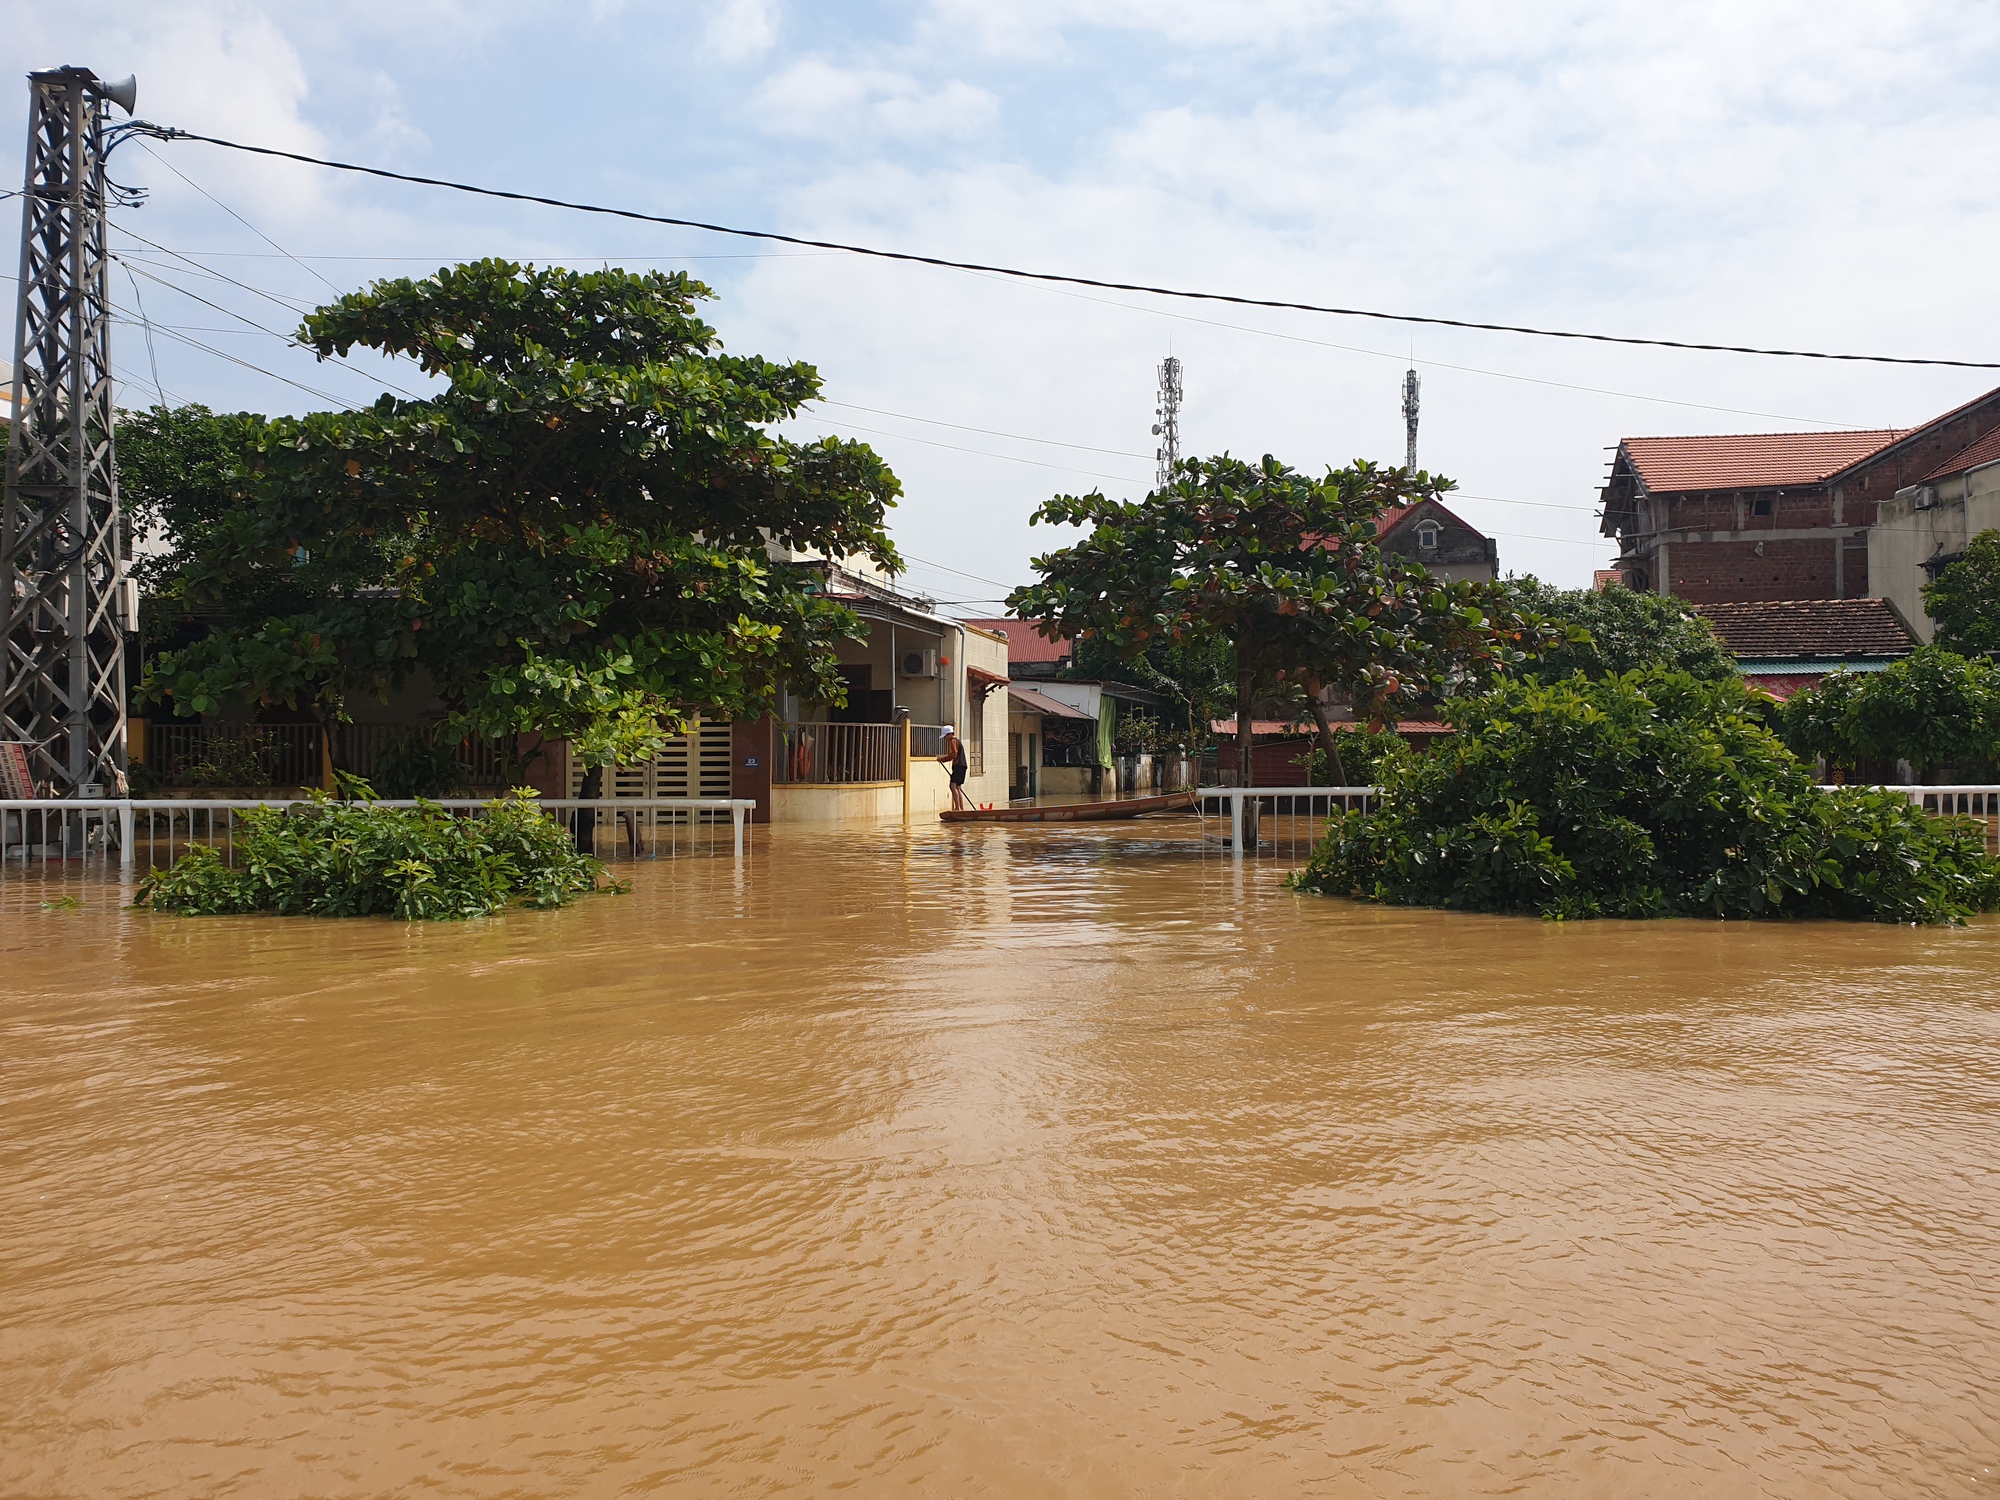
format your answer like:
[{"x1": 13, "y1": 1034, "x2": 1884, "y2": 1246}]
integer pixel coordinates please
[
  {"x1": 1309, "y1": 698, "x2": 1348, "y2": 785},
  {"x1": 575, "y1": 764, "x2": 601, "y2": 853},
  {"x1": 1235, "y1": 665, "x2": 1256, "y2": 788}
]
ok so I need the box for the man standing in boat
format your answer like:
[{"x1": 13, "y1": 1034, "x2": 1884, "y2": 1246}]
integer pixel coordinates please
[{"x1": 937, "y1": 725, "x2": 970, "y2": 811}]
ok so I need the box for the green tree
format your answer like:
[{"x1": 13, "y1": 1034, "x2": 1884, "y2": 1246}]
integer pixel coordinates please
[
  {"x1": 1507, "y1": 576, "x2": 1737, "y2": 681},
  {"x1": 1779, "y1": 646, "x2": 2000, "y2": 781},
  {"x1": 1071, "y1": 629, "x2": 1234, "y2": 752},
  {"x1": 1294, "y1": 669, "x2": 2000, "y2": 925},
  {"x1": 1007, "y1": 454, "x2": 1562, "y2": 785},
  {"x1": 116, "y1": 402, "x2": 245, "y2": 617},
  {"x1": 1923, "y1": 529, "x2": 2000, "y2": 656},
  {"x1": 140, "y1": 261, "x2": 902, "y2": 765}
]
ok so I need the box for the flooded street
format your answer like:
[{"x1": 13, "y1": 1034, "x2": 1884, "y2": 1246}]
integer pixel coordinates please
[{"x1": 4, "y1": 816, "x2": 1999, "y2": 1496}]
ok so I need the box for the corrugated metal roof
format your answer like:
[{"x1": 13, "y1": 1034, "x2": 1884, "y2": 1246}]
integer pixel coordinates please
[
  {"x1": 959, "y1": 617, "x2": 1071, "y2": 664},
  {"x1": 1008, "y1": 686, "x2": 1092, "y2": 720},
  {"x1": 1621, "y1": 431, "x2": 1903, "y2": 492},
  {"x1": 1690, "y1": 598, "x2": 1914, "y2": 660}
]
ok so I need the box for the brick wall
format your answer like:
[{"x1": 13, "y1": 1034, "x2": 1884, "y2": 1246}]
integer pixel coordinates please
[
  {"x1": 1837, "y1": 392, "x2": 2000, "y2": 510},
  {"x1": 1667, "y1": 537, "x2": 1842, "y2": 603}
]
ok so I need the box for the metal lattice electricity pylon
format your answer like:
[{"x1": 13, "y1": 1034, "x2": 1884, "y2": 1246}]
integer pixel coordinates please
[
  {"x1": 1152, "y1": 355, "x2": 1182, "y2": 491},
  {"x1": 1401, "y1": 367, "x2": 1420, "y2": 472},
  {"x1": 3, "y1": 67, "x2": 135, "y2": 794}
]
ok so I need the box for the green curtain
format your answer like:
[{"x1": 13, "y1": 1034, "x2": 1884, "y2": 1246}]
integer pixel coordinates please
[{"x1": 1095, "y1": 697, "x2": 1116, "y2": 767}]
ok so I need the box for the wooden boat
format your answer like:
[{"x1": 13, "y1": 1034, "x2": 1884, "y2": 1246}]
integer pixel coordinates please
[{"x1": 939, "y1": 789, "x2": 1196, "y2": 824}]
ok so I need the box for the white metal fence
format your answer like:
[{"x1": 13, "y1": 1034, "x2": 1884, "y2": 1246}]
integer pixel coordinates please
[
  {"x1": 1195, "y1": 784, "x2": 2000, "y2": 862},
  {"x1": 1, "y1": 796, "x2": 757, "y2": 876},
  {"x1": 1194, "y1": 787, "x2": 1379, "y2": 861}
]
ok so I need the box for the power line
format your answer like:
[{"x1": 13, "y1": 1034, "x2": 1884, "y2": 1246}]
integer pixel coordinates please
[
  {"x1": 134, "y1": 140, "x2": 343, "y2": 295},
  {"x1": 794, "y1": 416, "x2": 1147, "y2": 485},
  {"x1": 959, "y1": 268, "x2": 1870, "y2": 429},
  {"x1": 121, "y1": 264, "x2": 168, "y2": 408},
  {"x1": 812, "y1": 399, "x2": 1151, "y2": 459},
  {"x1": 121, "y1": 260, "x2": 429, "y2": 400},
  {"x1": 137, "y1": 125, "x2": 2000, "y2": 370}
]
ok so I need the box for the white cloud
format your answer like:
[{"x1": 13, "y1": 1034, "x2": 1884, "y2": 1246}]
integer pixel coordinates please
[
  {"x1": 11, "y1": 1, "x2": 2000, "y2": 586},
  {"x1": 707, "y1": 0, "x2": 780, "y2": 60},
  {"x1": 755, "y1": 60, "x2": 998, "y2": 141}
]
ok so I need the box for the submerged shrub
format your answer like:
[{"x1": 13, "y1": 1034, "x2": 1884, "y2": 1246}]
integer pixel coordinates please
[
  {"x1": 134, "y1": 789, "x2": 617, "y2": 920},
  {"x1": 1291, "y1": 670, "x2": 2000, "y2": 925}
]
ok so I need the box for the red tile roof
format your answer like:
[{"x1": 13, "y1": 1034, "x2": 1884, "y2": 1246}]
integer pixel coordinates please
[
  {"x1": 1621, "y1": 431, "x2": 1903, "y2": 492},
  {"x1": 1915, "y1": 425, "x2": 2000, "y2": 485},
  {"x1": 1689, "y1": 598, "x2": 1914, "y2": 660},
  {"x1": 1375, "y1": 498, "x2": 1486, "y2": 540},
  {"x1": 958, "y1": 617, "x2": 1071, "y2": 664}
]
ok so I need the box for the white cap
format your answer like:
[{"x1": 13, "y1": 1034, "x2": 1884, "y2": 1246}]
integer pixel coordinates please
[{"x1": 941, "y1": 724, "x2": 955, "y2": 735}]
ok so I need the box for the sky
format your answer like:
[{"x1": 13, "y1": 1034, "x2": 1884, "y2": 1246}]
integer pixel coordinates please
[{"x1": 12, "y1": 1, "x2": 2000, "y2": 607}]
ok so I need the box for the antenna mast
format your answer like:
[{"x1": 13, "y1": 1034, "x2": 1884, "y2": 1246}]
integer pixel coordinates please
[
  {"x1": 1152, "y1": 355, "x2": 1182, "y2": 491},
  {"x1": 1401, "y1": 367, "x2": 1420, "y2": 471},
  {"x1": 3, "y1": 67, "x2": 135, "y2": 793}
]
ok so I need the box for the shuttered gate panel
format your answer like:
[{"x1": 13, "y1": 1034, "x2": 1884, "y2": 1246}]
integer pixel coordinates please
[{"x1": 568, "y1": 721, "x2": 732, "y2": 822}]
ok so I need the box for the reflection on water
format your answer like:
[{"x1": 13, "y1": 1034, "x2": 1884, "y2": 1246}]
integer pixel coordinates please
[{"x1": 4, "y1": 816, "x2": 1998, "y2": 1497}]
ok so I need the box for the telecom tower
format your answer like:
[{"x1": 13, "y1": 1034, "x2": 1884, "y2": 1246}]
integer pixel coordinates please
[
  {"x1": 1152, "y1": 355, "x2": 1182, "y2": 491},
  {"x1": 3, "y1": 67, "x2": 138, "y2": 794},
  {"x1": 1401, "y1": 367, "x2": 1420, "y2": 471}
]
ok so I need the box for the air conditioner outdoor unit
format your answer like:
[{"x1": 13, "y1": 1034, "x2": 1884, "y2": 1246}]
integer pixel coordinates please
[
  {"x1": 1912, "y1": 486, "x2": 1940, "y2": 511},
  {"x1": 901, "y1": 648, "x2": 938, "y2": 678}
]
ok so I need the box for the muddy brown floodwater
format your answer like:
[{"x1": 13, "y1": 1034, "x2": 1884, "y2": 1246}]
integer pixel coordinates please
[{"x1": 3, "y1": 816, "x2": 1999, "y2": 1497}]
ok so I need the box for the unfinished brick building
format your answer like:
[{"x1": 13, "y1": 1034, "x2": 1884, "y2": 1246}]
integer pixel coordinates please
[{"x1": 1599, "y1": 385, "x2": 2000, "y2": 605}]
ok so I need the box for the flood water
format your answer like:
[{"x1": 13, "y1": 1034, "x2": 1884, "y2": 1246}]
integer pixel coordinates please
[{"x1": 5, "y1": 816, "x2": 1999, "y2": 1497}]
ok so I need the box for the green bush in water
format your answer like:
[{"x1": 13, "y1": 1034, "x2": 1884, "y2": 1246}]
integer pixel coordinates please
[
  {"x1": 134, "y1": 788, "x2": 617, "y2": 920},
  {"x1": 1290, "y1": 670, "x2": 2000, "y2": 924}
]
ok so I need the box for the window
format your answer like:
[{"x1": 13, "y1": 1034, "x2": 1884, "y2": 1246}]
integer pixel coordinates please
[
  {"x1": 1416, "y1": 521, "x2": 1440, "y2": 550},
  {"x1": 1752, "y1": 499, "x2": 1772, "y2": 517}
]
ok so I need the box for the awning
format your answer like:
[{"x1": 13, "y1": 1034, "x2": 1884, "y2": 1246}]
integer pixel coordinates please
[
  {"x1": 1009, "y1": 687, "x2": 1092, "y2": 720},
  {"x1": 967, "y1": 664, "x2": 1010, "y2": 695}
]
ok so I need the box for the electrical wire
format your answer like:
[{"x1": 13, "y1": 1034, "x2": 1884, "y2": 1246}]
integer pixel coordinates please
[
  {"x1": 134, "y1": 140, "x2": 344, "y2": 295},
  {"x1": 958, "y1": 268, "x2": 1873, "y2": 429},
  {"x1": 811, "y1": 399, "x2": 1152, "y2": 459},
  {"x1": 121, "y1": 264, "x2": 168, "y2": 408},
  {"x1": 121, "y1": 259, "x2": 429, "y2": 400},
  {"x1": 131, "y1": 317, "x2": 356, "y2": 408},
  {"x1": 139, "y1": 125, "x2": 2000, "y2": 370},
  {"x1": 792, "y1": 416, "x2": 1147, "y2": 485}
]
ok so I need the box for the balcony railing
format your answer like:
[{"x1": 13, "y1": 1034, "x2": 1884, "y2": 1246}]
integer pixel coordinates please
[{"x1": 776, "y1": 722, "x2": 901, "y2": 784}]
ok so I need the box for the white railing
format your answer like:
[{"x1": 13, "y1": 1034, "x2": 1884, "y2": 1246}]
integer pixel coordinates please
[
  {"x1": 1194, "y1": 786, "x2": 1378, "y2": 861},
  {"x1": 0, "y1": 796, "x2": 758, "y2": 875},
  {"x1": 1194, "y1": 783, "x2": 2000, "y2": 862},
  {"x1": 1823, "y1": 785, "x2": 2000, "y2": 855}
]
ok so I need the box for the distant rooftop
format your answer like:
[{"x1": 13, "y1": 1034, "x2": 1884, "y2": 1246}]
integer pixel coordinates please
[
  {"x1": 1620, "y1": 431, "x2": 1904, "y2": 492},
  {"x1": 1690, "y1": 598, "x2": 1914, "y2": 661},
  {"x1": 1914, "y1": 425, "x2": 2000, "y2": 486},
  {"x1": 957, "y1": 617, "x2": 1071, "y2": 665}
]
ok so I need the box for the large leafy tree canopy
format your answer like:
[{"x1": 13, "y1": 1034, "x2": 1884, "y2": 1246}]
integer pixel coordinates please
[
  {"x1": 141, "y1": 261, "x2": 902, "y2": 763},
  {"x1": 1294, "y1": 669, "x2": 2000, "y2": 925},
  {"x1": 1779, "y1": 645, "x2": 2000, "y2": 780},
  {"x1": 1507, "y1": 576, "x2": 1737, "y2": 682},
  {"x1": 117, "y1": 402, "x2": 241, "y2": 599},
  {"x1": 1006, "y1": 454, "x2": 1564, "y2": 784},
  {"x1": 1923, "y1": 529, "x2": 2000, "y2": 657}
]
